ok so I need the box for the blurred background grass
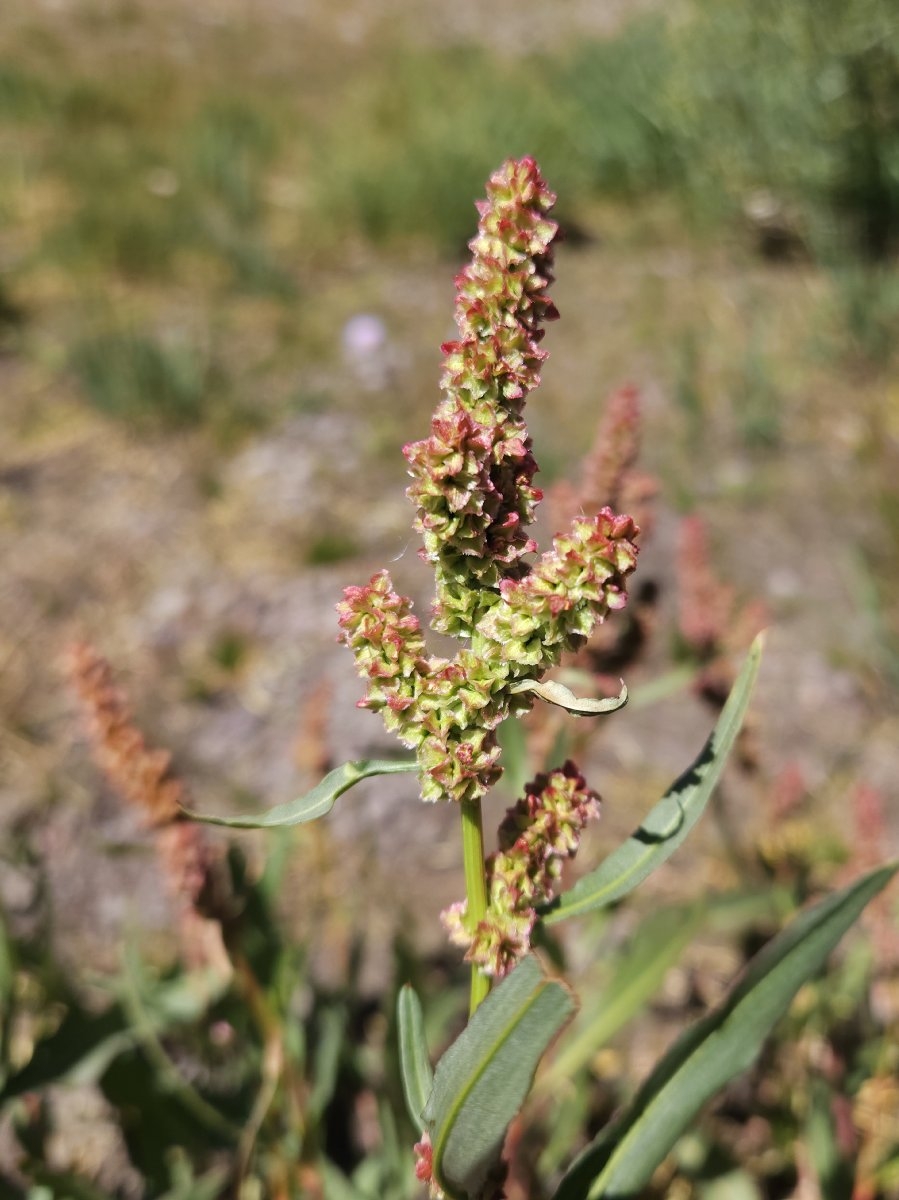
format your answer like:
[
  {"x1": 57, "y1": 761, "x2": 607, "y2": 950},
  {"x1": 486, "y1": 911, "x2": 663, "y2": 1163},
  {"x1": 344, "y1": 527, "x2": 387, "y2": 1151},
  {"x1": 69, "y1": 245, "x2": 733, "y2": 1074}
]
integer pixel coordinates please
[
  {"x1": 2, "y1": 0, "x2": 899, "y2": 440},
  {"x1": 5, "y1": 0, "x2": 894, "y2": 644}
]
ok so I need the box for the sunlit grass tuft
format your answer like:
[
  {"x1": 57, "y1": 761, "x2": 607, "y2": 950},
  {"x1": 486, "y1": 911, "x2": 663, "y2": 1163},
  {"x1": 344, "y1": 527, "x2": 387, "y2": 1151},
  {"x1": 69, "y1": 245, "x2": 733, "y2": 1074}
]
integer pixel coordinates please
[
  {"x1": 69, "y1": 326, "x2": 217, "y2": 429},
  {"x1": 307, "y1": 24, "x2": 677, "y2": 254}
]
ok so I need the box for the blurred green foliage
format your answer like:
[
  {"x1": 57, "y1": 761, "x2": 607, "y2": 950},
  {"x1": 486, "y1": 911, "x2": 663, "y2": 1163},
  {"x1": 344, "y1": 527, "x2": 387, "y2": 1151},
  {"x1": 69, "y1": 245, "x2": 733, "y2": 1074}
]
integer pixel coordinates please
[
  {"x1": 306, "y1": 19, "x2": 678, "y2": 252},
  {"x1": 69, "y1": 328, "x2": 215, "y2": 428},
  {"x1": 5, "y1": 781, "x2": 896, "y2": 1197},
  {"x1": 670, "y1": 0, "x2": 899, "y2": 260},
  {"x1": 0, "y1": 838, "x2": 445, "y2": 1199},
  {"x1": 1, "y1": 0, "x2": 898, "y2": 433}
]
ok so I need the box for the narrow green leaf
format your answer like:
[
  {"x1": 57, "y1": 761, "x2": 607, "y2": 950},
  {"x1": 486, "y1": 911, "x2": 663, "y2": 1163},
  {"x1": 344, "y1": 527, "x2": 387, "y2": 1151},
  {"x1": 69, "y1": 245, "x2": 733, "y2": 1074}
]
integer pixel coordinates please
[
  {"x1": 1, "y1": 1003, "x2": 135, "y2": 1100},
  {"x1": 26, "y1": 1166, "x2": 116, "y2": 1200},
  {"x1": 553, "y1": 861, "x2": 898, "y2": 1200},
  {"x1": 539, "y1": 905, "x2": 705, "y2": 1092},
  {"x1": 180, "y1": 758, "x2": 417, "y2": 828},
  {"x1": 0, "y1": 911, "x2": 13, "y2": 1013},
  {"x1": 699, "y1": 1170, "x2": 763, "y2": 1200},
  {"x1": 510, "y1": 677, "x2": 627, "y2": 716},
  {"x1": 805, "y1": 1079, "x2": 854, "y2": 1200},
  {"x1": 317, "y1": 1163, "x2": 365, "y2": 1200},
  {"x1": 0, "y1": 909, "x2": 15, "y2": 1087},
  {"x1": 307, "y1": 1004, "x2": 347, "y2": 1122},
  {"x1": 425, "y1": 955, "x2": 576, "y2": 1200},
  {"x1": 157, "y1": 1166, "x2": 230, "y2": 1200},
  {"x1": 397, "y1": 985, "x2": 433, "y2": 1133},
  {"x1": 541, "y1": 635, "x2": 763, "y2": 925},
  {"x1": 541, "y1": 889, "x2": 788, "y2": 1094}
]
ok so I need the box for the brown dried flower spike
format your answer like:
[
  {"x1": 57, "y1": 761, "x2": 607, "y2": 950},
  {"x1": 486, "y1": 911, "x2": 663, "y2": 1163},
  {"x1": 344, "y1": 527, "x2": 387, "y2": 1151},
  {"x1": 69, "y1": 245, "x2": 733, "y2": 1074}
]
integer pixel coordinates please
[{"x1": 66, "y1": 641, "x2": 228, "y2": 960}]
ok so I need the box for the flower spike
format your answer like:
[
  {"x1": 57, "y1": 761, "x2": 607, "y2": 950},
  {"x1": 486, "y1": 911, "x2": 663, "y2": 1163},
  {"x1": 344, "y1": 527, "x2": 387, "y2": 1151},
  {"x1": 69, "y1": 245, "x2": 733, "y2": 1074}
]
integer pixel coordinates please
[{"x1": 338, "y1": 159, "x2": 639, "y2": 807}]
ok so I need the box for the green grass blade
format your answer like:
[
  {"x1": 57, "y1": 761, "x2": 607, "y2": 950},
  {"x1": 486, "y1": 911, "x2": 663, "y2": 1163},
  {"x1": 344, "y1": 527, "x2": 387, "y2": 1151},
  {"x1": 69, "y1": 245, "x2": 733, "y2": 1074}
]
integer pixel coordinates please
[
  {"x1": 307, "y1": 1004, "x2": 347, "y2": 1123},
  {"x1": 425, "y1": 955, "x2": 576, "y2": 1200},
  {"x1": 25, "y1": 1166, "x2": 116, "y2": 1200},
  {"x1": 538, "y1": 905, "x2": 705, "y2": 1093},
  {"x1": 805, "y1": 1079, "x2": 855, "y2": 1200},
  {"x1": 541, "y1": 889, "x2": 790, "y2": 1095},
  {"x1": 397, "y1": 985, "x2": 433, "y2": 1133},
  {"x1": 553, "y1": 861, "x2": 898, "y2": 1200},
  {"x1": 541, "y1": 635, "x2": 763, "y2": 925},
  {"x1": 180, "y1": 758, "x2": 417, "y2": 828}
]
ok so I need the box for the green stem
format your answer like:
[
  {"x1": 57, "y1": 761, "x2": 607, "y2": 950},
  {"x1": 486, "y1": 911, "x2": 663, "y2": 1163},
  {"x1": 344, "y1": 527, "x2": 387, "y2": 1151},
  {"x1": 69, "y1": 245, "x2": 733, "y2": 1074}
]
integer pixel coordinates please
[{"x1": 461, "y1": 797, "x2": 490, "y2": 1014}]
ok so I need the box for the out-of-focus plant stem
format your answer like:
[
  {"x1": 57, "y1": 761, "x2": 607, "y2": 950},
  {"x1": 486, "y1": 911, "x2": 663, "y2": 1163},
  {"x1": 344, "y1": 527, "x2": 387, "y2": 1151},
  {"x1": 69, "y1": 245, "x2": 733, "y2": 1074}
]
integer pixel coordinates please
[{"x1": 461, "y1": 797, "x2": 490, "y2": 1013}]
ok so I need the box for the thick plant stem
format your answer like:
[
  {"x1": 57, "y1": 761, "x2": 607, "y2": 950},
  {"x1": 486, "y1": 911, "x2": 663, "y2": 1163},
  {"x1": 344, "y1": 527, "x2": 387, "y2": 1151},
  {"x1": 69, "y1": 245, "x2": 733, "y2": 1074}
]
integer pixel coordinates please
[{"x1": 460, "y1": 797, "x2": 490, "y2": 1013}]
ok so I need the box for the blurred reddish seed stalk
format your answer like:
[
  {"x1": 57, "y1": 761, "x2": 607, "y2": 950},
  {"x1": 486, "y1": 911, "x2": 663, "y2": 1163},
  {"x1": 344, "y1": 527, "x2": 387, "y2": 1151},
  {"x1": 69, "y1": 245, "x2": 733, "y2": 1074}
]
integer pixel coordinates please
[
  {"x1": 549, "y1": 384, "x2": 657, "y2": 536},
  {"x1": 66, "y1": 640, "x2": 230, "y2": 969},
  {"x1": 677, "y1": 513, "x2": 767, "y2": 708}
]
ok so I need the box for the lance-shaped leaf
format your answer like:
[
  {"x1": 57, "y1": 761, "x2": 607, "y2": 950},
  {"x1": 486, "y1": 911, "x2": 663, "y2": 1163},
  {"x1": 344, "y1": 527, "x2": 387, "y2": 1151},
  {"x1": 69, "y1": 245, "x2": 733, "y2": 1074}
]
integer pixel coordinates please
[
  {"x1": 537, "y1": 905, "x2": 705, "y2": 1096},
  {"x1": 553, "y1": 861, "x2": 899, "y2": 1200},
  {"x1": 509, "y1": 678, "x2": 627, "y2": 716},
  {"x1": 538, "y1": 889, "x2": 789, "y2": 1096},
  {"x1": 180, "y1": 758, "x2": 417, "y2": 828},
  {"x1": 541, "y1": 635, "x2": 763, "y2": 925},
  {"x1": 425, "y1": 955, "x2": 576, "y2": 1200},
  {"x1": 397, "y1": 985, "x2": 433, "y2": 1133}
]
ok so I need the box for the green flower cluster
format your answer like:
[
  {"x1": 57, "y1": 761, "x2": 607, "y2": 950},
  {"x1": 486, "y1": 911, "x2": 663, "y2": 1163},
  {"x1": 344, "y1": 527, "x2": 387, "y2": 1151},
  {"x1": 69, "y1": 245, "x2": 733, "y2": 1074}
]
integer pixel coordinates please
[
  {"x1": 477, "y1": 511, "x2": 638, "y2": 667},
  {"x1": 443, "y1": 762, "x2": 601, "y2": 977},
  {"x1": 404, "y1": 155, "x2": 560, "y2": 638},
  {"x1": 337, "y1": 158, "x2": 639, "y2": 805}
]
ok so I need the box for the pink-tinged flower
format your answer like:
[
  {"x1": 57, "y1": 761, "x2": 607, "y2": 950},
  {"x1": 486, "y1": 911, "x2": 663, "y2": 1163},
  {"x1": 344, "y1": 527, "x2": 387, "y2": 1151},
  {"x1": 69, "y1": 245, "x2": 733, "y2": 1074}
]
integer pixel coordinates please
[
  {"x1": 337, "y1": 161, "x2": 639, "y2": 807},
  {"x1": 677, "y1": 515, "x2": 737, "y2": 656},
  {"x1": 66, "y1": 641, "x2": 230, "y2": 968},
  {"x1": 336, "y1": 571, "x2": 432, "y2": 746},
  {"x1": 443, "y1": 762, "x2": 601, "y2": 976},
  {"x1": 67, "y1": 640, "x2": 185, "y2": 825},
  {"x1": 404, "y1": 157, "x2": 561, "y2": 637},
  {"x1": 843, "y1": 783, "x2": 899, "y2": 972},
  {"x1": 418, "y1": 726, "x2": 503, "y2": 806},
  {"x1": 414, "y1": 1133, "x2": 445, "y2": 1200},
  {"x1": 443, "y1": 899, "x2": 537, "y2": 982},
  {"x1": 478, "y1": 510, "x2": 639, "y2": 666}
]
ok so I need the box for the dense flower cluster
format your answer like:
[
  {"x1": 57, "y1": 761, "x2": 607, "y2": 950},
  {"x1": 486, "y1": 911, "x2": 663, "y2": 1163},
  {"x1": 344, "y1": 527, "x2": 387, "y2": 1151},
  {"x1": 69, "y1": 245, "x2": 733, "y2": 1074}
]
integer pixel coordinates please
[
  {"x1": 477, "y1": 511, "x2": 638, "y2": 666},
  {"x1": 337, "y1": 503, "x2": 636, "y2": 806},
  {"x1": 337, "y1": 159, "x2": 638, "y2": 805},
  {"x1": 67, "y1": 640, "x2": 185, "y2": 824},
  {"x1": 443, "y1": 763, "x2": 601, "y2": 976},
  {"x1": 413, "y1": 1134, "x2": 443, "y2": 1200},
  {"x1": 404, "y1": 157, "x2": 559, "y2": 638}
]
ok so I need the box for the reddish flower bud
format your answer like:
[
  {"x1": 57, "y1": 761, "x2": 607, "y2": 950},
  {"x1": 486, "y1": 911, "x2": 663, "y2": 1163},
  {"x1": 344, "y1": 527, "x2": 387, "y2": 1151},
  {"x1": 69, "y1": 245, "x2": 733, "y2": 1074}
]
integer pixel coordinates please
[{"x1": 443, "y1": 762, "x2": 601, "y2": 976}]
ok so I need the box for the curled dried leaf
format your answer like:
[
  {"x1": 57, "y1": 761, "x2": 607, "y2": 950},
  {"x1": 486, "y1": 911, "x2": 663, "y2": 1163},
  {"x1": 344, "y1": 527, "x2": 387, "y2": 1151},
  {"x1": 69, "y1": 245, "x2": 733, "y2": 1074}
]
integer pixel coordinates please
[{"x1": 508, "y1": 677, "x2": 628, "y2": 716}]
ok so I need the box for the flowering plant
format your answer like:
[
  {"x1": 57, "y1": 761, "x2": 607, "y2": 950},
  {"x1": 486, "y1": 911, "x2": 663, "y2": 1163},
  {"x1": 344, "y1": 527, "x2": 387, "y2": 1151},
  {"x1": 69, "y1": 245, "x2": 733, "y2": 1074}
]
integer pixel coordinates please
[
  {"x1": 188, "y1": 160, "x2": 897, "y2": 1200},
  {"x1": 336, "y1": 158, "x2": 636, "y2": 999}
]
